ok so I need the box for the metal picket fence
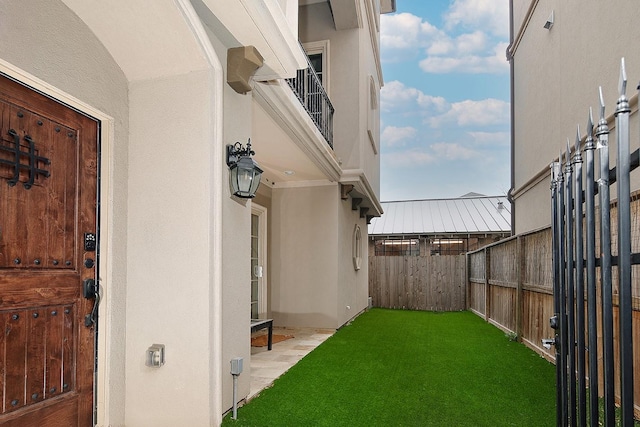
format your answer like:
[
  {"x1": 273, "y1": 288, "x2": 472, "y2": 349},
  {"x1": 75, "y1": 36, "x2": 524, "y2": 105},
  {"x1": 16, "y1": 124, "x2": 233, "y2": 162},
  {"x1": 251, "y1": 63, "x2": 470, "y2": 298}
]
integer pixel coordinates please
[{"x1": 550, "y1": 58, "x2": 637, "y2": 426}]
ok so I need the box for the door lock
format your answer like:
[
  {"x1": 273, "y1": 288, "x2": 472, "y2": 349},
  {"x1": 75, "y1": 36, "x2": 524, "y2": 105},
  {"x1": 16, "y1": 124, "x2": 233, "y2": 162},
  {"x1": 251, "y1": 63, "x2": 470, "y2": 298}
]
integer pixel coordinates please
[
  {"x1": 83, "y1": 278, "x2": 97, "y2": 299},
  {"x1": 84, "y1": 233, "x2": 97, "y2": 251}
]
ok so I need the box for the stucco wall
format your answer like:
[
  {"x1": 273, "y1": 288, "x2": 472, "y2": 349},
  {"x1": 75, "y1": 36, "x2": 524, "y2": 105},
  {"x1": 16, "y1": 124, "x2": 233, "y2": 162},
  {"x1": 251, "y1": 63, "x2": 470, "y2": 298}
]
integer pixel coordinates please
[
  {"x1": 0, "y1": 1, "x2": 129, "y2": 424},
  {"x1": 126, "y1": 70, "x2": 222, "y2": 426},
  {"x1": 337, "y1": 196, "x2": 369, "y2": 326},
  {"x1": 512, "y1": 0, "x2": 640, "y2": 234},
  {"x1": 271, "y1": 184, "x2": 340, "y2": 328}
]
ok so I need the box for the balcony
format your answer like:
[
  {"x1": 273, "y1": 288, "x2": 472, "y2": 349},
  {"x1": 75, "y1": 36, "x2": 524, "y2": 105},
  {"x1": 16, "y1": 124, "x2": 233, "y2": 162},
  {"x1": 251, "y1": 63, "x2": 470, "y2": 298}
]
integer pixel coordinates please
[{"x1": 286, "y1": 55, "x2": 334, "y2": 149}]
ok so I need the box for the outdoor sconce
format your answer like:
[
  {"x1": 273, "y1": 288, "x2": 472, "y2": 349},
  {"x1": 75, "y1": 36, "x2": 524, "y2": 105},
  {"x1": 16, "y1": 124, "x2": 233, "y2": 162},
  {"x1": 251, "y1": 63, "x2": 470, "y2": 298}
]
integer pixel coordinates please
[{"x1": 226, "y1": 139, "x2": 263, "y2": 198}]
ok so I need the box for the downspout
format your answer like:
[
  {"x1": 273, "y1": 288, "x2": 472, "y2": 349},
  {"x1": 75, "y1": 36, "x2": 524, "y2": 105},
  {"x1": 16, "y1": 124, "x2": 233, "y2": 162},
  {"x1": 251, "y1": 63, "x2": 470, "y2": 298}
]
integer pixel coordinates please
[
  {"x1": 175, "y1": 1, "x2": 225, "y2": 425},
  {"x1": 507, "y1": 0, "x2": 516, "y2": 235}
]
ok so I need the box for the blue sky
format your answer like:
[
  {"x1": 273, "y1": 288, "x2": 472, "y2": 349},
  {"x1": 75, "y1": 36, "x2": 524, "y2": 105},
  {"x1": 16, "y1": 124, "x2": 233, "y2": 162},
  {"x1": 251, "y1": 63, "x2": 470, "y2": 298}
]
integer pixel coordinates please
[{"x1": 379, "y1": 0, "x2": 510, "y2": 201}]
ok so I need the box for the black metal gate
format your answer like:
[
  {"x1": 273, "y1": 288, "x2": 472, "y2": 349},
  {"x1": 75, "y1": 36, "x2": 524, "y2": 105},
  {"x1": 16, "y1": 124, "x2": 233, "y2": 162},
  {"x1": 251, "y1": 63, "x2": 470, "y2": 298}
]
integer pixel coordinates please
[{"x1": 549, "y1": 58, "x2": 636, "y2": 426}]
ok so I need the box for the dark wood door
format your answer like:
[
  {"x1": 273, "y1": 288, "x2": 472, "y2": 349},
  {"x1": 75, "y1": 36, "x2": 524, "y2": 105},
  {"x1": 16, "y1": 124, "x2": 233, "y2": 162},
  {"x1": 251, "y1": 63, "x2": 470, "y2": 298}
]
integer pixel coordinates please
[{"x1": 0, "y1": 75, "x2": 98, "y2": 426}]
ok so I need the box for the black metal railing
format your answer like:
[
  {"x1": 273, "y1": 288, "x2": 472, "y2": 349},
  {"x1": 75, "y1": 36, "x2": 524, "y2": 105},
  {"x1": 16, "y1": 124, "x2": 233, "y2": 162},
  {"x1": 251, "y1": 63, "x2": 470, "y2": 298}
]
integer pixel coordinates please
[
  {"x1": 286, "y1": 54, "x2": 334, "y2": 149},
  {"x1": 550, "y1": 58, "x2": 637, "y2": 427}
]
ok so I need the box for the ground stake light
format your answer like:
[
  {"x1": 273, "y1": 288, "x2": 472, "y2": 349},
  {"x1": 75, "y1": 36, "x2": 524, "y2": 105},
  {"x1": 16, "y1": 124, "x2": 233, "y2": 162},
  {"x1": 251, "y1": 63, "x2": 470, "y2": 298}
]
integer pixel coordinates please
[{"x1": 226, "y1": 139, "x2": 263, "y2": 198}]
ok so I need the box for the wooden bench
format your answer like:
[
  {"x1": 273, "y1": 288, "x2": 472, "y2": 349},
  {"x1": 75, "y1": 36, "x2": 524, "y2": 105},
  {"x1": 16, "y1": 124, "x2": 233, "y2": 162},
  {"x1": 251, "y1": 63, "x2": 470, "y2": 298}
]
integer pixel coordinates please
[{"x1": 251, "y1": 318, "x2": 273, "y2": 350}]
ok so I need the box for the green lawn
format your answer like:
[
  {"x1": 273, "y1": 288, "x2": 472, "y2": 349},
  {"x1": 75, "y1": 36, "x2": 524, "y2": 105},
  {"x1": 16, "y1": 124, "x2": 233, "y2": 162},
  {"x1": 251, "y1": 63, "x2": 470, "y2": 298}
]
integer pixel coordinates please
[{"x1": 223, "y1": 309, "x2": 556, "y2": 426}]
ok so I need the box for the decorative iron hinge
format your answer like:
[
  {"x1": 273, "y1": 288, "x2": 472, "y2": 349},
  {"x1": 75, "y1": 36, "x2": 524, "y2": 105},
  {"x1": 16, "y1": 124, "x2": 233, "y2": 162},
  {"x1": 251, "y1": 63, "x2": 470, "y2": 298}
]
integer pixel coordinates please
[{"x1": 0, "y1": 129, "x2": 50, "y2": 189}]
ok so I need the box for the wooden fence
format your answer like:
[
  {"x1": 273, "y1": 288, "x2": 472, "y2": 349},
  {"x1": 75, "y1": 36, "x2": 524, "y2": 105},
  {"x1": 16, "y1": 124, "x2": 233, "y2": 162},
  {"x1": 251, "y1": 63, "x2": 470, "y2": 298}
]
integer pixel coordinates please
[
  {"x1": 368, "y1": 254, "x2": 466, "y2": 311},
  {"x1": 468, "y1": 226, "x2": 640, "y2": 416},
  {"x1": 468, "y1": 228, "x2": 555, "y2": 357}
]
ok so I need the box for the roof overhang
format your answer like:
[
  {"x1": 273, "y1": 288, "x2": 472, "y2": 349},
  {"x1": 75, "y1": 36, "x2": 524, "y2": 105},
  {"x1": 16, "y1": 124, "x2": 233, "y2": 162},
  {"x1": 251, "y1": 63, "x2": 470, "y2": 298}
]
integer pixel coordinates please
[
  {"x1": 340, "y1": 169, "x2": 383, "y2": 218},
  {"x1": 380, "y1": 0, "x2": 396, "y2": 14},
  {"x1": 193, "y1": 0, "x2": 307, "y2": 80}
]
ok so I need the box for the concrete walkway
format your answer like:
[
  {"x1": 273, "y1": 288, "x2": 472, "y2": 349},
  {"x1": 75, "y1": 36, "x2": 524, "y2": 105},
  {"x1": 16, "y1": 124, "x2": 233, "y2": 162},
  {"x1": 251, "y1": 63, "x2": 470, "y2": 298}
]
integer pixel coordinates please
[{"x1": 249, "y1": 326, "x2": 334, "y2": 400}]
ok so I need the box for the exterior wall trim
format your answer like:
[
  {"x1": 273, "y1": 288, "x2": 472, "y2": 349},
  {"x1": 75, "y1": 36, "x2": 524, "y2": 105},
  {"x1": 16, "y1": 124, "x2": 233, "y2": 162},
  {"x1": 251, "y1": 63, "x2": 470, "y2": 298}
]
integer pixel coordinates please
[
  {"x1": 511, "y1": 94, "x2": 638, "y2": 201},
  {"x1": 341, "y1": 168, "x2": 383, "y2": 216},
  {"x1": 174, "y1": 1, "x2": 225, "y2": 424},
  {"x1": 508, "y1": 0, "x2": 539, "y2": 59}
]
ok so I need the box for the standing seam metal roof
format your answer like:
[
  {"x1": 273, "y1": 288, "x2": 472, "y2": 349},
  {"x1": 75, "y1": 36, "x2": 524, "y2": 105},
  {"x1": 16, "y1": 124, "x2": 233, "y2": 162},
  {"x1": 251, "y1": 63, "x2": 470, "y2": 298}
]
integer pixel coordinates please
[{"x1": 368, "y1": 196, "x2": 511, "y2": 235}]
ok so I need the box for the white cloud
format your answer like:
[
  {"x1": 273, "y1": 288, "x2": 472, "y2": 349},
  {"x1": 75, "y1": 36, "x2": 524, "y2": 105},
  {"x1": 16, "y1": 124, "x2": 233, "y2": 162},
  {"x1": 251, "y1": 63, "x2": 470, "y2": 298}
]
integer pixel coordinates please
[
  {"x1": 383, "y1": 149, "x2": 436, "y2": 167},
  {"x1": 431, "y1": 142, "x2": 478, "y2": 160},
  {"x1": 429, "y1": 98, "x2": 510, "y2": 128},
  {"x1": 380, "y1": 8, "x2": 509, "y2": 73},
  {"x1": 444, "y1": 0, "x2": 509, "y2": 38},
  {"x1": 381, "y1": 126, "x2": 417, "y2": 147},
  {"x1": 380, "y1": 13, "x2": 440, "y2": 50},
  {"x1": 420, "y1": 41, "x2": 509, "y2": 74},
  {"x1": 381, "y1": 80, "x2": 448, "y2": 113},
  {"x1": 468, "y1": 131, "x2": 510, "y2": 146}
]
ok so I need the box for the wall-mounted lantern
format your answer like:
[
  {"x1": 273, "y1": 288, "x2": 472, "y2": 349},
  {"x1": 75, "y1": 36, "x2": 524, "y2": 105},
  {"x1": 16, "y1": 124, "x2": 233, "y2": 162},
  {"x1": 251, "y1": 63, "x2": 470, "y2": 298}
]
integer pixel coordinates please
[{"x1": 226, "y1": 139, "x2": 263, "y2": 198}]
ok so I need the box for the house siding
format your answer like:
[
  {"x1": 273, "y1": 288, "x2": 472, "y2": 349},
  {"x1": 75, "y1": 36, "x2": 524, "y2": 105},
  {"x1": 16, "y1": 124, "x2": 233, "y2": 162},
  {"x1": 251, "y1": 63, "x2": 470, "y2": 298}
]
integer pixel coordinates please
[{"x1": 511, "y1": 0, "x2": 640, "y2": 234}]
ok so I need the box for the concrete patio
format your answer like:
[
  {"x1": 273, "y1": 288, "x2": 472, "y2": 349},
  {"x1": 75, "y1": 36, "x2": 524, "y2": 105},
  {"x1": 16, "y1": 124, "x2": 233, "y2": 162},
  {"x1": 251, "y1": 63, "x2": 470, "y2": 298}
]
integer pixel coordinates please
[{"x1": 248, "y1": 326, "x2": 334, "y2": 400}]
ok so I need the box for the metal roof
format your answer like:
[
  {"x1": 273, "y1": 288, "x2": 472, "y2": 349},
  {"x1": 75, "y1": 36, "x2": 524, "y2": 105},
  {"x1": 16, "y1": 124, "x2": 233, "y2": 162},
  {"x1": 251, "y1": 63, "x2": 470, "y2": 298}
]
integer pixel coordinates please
[{"x1": 368, "y1": 195, "x2": 511, "y2": 236}]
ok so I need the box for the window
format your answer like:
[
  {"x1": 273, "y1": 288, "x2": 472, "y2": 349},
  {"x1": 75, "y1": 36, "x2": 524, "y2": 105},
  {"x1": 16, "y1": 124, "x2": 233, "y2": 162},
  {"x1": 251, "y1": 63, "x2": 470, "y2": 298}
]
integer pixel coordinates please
[
  {"x1": 308, "y1": 53, "x2": 323, "y2": 85},
  {"x1": 353, "y1": 225, "x2": 362, "y2": 270},
  {"x1": 430, "y1": 239, "x2": 467, "y2": 256},
  {"x1": 375, "y1": 239, "x2": 420, "y2": 256},
  {"x1": 367, "y1": 75, "x2": 379, "y2": 154},
  {"x1": 303, "y1": 40, "x2": 330, "y2": 94}
]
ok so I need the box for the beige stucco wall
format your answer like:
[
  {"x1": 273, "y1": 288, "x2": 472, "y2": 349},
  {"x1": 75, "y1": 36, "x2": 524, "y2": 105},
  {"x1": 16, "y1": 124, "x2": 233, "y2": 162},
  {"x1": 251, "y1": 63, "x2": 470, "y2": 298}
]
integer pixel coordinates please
[
  {"x1": 0, "y1": 1, "x2": 130, "y2": 424},
  {"x1": 126, "y1": 70, "x2": 222, "y2": 426},
  {"x1": 269, "y1": 183, "x2": 368, "y2": 329},
  {"x1": 270, "y1": 184, "x2": 340, "y2": 328},
  {"x1": 512, "y1": 0, "x2": 640, "y2": 234},
  {"x1": 337, "y1": 197, "x2": 369, "y2": 326}
]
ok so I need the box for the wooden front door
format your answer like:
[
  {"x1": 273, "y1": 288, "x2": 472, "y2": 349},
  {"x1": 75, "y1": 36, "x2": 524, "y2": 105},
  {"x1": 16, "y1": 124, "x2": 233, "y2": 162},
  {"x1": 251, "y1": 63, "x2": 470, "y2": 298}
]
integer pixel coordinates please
[{"x1": 0, "y1": 75, "x2": 98, "y2": 426}]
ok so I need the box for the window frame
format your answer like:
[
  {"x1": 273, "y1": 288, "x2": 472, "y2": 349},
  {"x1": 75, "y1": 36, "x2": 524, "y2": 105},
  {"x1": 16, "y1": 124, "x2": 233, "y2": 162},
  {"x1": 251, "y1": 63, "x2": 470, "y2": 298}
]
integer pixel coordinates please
[{"x1": 303, "y1": 40, "x2": 330, "y2": 96}]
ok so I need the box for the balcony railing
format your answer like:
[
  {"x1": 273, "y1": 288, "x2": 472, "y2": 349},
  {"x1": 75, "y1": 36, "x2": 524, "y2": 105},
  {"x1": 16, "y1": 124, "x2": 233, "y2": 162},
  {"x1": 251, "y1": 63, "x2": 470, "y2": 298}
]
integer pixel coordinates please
[{"x1": 286, "y1": 55, "x2": 334, "y2": 149}]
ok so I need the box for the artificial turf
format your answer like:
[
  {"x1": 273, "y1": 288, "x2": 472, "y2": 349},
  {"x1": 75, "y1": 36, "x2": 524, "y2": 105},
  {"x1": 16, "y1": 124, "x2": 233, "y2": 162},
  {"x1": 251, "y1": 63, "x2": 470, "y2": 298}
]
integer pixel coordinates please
[{"x1": 222, "y1": 308, "x2": 556, "y2": 426}]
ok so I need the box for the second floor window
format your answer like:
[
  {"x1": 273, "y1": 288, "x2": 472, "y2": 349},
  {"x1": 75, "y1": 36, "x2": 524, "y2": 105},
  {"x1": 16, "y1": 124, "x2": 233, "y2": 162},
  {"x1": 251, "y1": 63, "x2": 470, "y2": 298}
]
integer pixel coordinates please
[{"x1": 308, "y1": 53, "x2": 323, "y2": 84}]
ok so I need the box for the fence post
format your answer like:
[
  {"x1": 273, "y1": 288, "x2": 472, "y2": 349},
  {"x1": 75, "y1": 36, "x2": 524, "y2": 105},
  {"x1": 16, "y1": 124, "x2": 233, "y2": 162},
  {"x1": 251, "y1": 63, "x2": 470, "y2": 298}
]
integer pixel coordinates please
[
  {"x1": 465, "y1": 252, "x2": 470, "y2": 310},
  {"x1": 564, "y1": 143, "x2": 577, "y2": 425},
  {"x1": 615, "y1": 58, "x2": 634, "y2": 427},
  {"x1": 550, "y1": 160, "x2": 564, "y2": 427},
  {"x1": 557, "y1": 153, "x2": 569, "y2": 427},
  {"x1": 484, "y1": 247, "x2": 490, "y2": 322},
  {"x1": 573, "y1": 125, "x2": 587, "y2": 426},
  {"x1": 515, "y1": 235, "x2": 524, "y2": 342},
  {"x1": 584, "y1": 115, "x2": 600, "y2": 427},
  {"x1": 596, "y1": 87, "x2": 615, "y2": 426}
]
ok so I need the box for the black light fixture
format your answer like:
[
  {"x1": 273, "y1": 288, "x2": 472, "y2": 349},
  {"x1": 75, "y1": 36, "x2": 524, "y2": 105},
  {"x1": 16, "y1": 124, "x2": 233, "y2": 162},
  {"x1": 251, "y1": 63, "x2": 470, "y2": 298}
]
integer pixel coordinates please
[{"x1": 226, "y1": 139, "x2": 263, "y2": 198}]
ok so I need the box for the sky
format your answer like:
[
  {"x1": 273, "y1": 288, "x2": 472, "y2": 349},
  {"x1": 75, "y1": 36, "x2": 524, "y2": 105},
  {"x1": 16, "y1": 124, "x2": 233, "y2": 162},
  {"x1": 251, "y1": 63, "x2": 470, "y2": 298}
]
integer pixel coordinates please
[{"x1": 379, "y1": 0, "x2": 510, "y2": 202}]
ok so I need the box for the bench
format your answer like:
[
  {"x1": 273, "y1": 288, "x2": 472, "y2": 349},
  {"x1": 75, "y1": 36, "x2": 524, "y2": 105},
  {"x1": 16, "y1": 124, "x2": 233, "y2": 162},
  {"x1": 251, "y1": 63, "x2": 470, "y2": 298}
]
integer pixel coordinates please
[{"x1": 250, "y1": 318, "x2": 273, "y2": 350}]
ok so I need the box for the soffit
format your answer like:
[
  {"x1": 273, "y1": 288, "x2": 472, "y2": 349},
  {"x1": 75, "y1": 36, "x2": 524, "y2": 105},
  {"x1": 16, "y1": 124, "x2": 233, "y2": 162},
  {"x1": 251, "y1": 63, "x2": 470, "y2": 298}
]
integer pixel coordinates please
[
  {"x1": 251, "y1": 100, "x2": 328, "y2": 186},
  {"x1": 380, "y1": 0, "x2": 396, "y2": 14},
  {"x1": 61, "y1": 0, "x2": 209, "y2": 82},
  {"x1": 328, "y1": 0, "x2": 360, "y2": 30},
  {"x1": 197, "y1": 0, "x2": 307, "y2": 80}
]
